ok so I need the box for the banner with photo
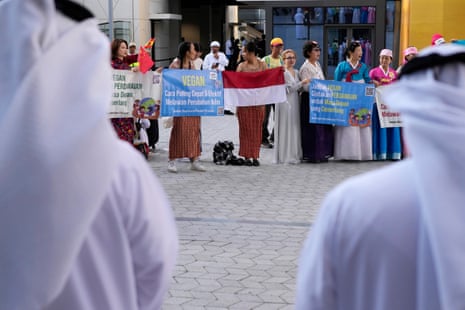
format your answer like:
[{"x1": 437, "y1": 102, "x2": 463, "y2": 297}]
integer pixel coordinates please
[
  {"x1": 161, "y1": 69, "x2": 224, "y2": 117},
  {"x1": 110, "y1": 70, "x2": 161, "y2": 118},
  {"x1": 375, "y1": 86, "x2": 403, "y2": 128},
  {"x1": 309, "y1": 79, "x2": 375, "y2": 126}
]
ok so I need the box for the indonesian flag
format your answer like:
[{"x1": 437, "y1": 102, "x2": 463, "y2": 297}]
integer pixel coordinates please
[{"x1": 222, "y1": 67, "x2": 286, "y2": 109}]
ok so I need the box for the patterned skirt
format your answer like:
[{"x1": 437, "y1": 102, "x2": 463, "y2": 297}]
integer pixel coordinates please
[
  {"x1": 111, "y1": 117, "x2": 135, "y2": 144},
  {"x1": 237, "y1": 106, "x2": 265, "y2": 159},
  {"x1": 169, "y1": 116, "x2": 201, "y2": 160}
]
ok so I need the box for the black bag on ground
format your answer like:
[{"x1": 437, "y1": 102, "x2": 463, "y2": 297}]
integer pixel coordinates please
[{"x1": 212, "y1": 140, "x2": 244, "y2": 166}]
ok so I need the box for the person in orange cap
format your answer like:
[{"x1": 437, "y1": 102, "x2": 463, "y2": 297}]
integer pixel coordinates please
[{"x1": 261, "y1": 37, "x2": 284, "y2": 148}]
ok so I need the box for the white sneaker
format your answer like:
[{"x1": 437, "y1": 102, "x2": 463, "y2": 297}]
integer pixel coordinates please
[
  {"x1": 167, "y1": 161, "x2": 177, "y2": 173},
  {"x1": 191, "y1": 160, "x2": 206, "y2": 172}
]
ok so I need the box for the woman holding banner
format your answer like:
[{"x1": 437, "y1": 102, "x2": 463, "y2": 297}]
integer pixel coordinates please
[
  {"x1": 236, "y1": 42, "x2": 267, "y2": 166},
  {"x1": 110, "y1": 39, "x2": 137, "y2": 144},
  {"x1": 167, "y1": 42, "x2": 206, "y2": 173},
  {"x1": 333, "y1": 41, "x2": 372, "y2": 161},
  {"x1": 273, "y1": 49, "x2": 308, "y2": 164},
  {"x1": 369, "y1": 49, "x2": 401, "y2": 160},
  {"x1": 299, "y1": 40, "x2": 334, "y2": 162}
]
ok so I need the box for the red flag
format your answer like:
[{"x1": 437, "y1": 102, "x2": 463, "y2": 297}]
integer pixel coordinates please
[
  {"x1": 143, "y1": 38, "x2": 155, "y2": 49},
  {"x1": 222, "y1": 67, "x2": 286, "y2": 108},
  {"x1": 138, "y1": 47, "x2": 154, "y2": 74}
]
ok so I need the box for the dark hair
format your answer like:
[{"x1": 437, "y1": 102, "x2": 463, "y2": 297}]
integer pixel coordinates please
[
  {"x1": 111, "y1": 39, "x2": 128, "y2": 59},
  {"x1": 344, "y1": 41, "x2": 361, "y2": 59},
  {"x1": 194, "y1": 42, "x2": 201, "y2": 53},
  {"x1": 302, "y1": 40, "x2": 320, "y2": 59},
  {"x1": 177, "y1": 41, "x2": 193, "y2": 61},
  {"x1": 244, "y1": 41, "x2": 257, "y2": 54}
]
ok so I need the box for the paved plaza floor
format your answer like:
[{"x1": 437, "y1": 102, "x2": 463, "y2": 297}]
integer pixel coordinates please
[{"x1": 147, "y1": 114, "x2": 390, "y2": 309}]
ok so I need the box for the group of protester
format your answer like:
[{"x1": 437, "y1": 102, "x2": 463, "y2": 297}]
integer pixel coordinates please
[
  {"x1": 199, "y1": 36, "x2": 417, "y2": 166},
  {"x1": 4, "y1": 1, "x2": 465, "y2": 309},
  {"x1": 227, "y1": 35, "x2": 441, "y2": 165},
  {"x1": 271, "y1": 37, "x2": 418, "y2": 164},
  {"x1": 107, "y1": 28, "x2": 465, "y2": 177},
  {"x1": 107, "y1": 35, "x2": 422, "y2": 170}
]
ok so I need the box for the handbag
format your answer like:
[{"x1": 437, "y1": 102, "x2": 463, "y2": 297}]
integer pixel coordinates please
[{"x1": 162, "y1": 117, "x2": 173, "y2": 129}]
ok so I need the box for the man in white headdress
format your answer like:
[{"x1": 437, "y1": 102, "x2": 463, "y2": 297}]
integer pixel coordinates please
[
  {"x1": 295, "y1": 43, "x2": 465, "y2": 310},
  {"x1": 0, "y1": 1, "x2": 178, "y2": 309},
  {"x1": 203, "y1": 40, "x2": 229, "y2": 71}
]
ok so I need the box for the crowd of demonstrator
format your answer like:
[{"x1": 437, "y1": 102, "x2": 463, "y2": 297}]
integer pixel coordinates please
[{"x1": 108, "y1": 35, "x2": 454, "y2": 172}]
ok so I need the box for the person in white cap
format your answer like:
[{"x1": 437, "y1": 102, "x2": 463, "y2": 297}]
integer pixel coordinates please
[
  {"x1": 0, "y1": 1, "x2": 178, "y2": 309},
  {"x1": 296, "y1": 43, "x2": 465, "y2": 310},
  {"x1": 126, "y1": 41, "x2": 138, "y2": 66},
  {"x1": 369, "y1": 48, "x2": 401, "y2": 161},
  {"x1": 202, "y1": 40, "x2": 229, "y2": 71},
  {"x1": 203, "y1": 40, "x2": 232, "y2": 113}
]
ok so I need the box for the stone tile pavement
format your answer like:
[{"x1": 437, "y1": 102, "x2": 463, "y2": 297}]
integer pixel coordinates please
[{"x1": 146, "y1": 115, "x2": 391, "y2": 309}]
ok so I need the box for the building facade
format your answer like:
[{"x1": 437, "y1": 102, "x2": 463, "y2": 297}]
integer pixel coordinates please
[
  {"x1": 76, "y1": 0, "x2": 182, "y2": 68},
  {"x1": 79, "y1": 0, "x2": 464, "y2": 74},
  {"x1": 231, "y1": 0, "x2": 394, "y2": 78}
]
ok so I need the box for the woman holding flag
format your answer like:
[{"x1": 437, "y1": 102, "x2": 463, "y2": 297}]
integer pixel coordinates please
[{"x1": 236, "y1": 42, "x2": 268, "y2": 166}]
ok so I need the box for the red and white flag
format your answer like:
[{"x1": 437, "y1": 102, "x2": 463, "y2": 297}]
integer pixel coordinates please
[{"x1": 222, "y1": 67, "x2": 286, "y2": 109}]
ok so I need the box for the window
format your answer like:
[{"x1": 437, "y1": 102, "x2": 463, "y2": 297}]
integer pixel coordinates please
[
  {"x1": 99, "y1": 21, "x2": 131, "y2": 42},
  {"x1": 385, "y1": 1, "x2": 401, "y2": 66}
]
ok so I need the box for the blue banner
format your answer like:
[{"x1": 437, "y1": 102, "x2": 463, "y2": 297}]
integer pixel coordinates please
[
  {"x1": 161, "y1": 69, "x2": 224, "y2": 117},
  {"x1": 309, "y1": 79, "x2": 375, "y2": 126}
]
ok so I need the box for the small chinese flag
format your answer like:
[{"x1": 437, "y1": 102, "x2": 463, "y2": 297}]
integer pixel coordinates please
[
  {"x1": 143, "y1": 38, "x2": 155, "y2": 49},
  {"x1": 138, "y1": 47, "x2": 154, "y2": 73}
]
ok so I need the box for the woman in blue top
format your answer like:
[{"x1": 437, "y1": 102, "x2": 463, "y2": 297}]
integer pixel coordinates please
[{"x1": 333, "y1": 41, "x2": 372, "y2": 160}]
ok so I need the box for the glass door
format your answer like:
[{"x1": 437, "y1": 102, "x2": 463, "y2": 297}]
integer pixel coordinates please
[{"x1": 324, "y1": 26, "x2": 374, "y2": 79}]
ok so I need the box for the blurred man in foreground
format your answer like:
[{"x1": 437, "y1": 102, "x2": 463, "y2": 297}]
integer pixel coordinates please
[
  {"x1": 296, "y1": 43, "x2": 465, "y2": 310},
  {"x1": 0, "y1": 1, "x2": 178, "y2": 309}
]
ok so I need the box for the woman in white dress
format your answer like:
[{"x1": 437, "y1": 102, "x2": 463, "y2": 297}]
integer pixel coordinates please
[{"x1": 274, "y1": 49, "x2": 309, "y2": 164}]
